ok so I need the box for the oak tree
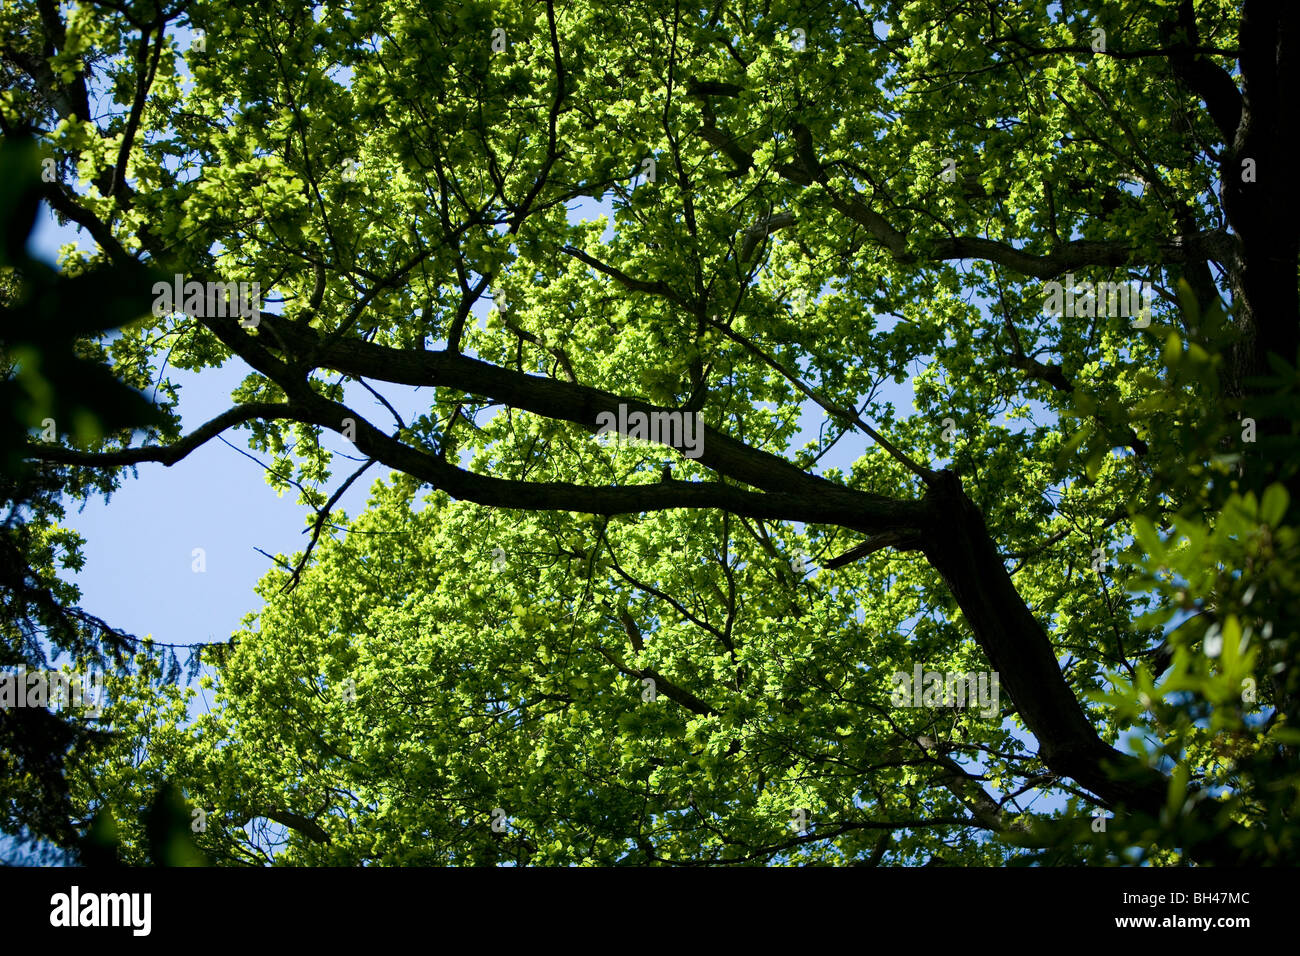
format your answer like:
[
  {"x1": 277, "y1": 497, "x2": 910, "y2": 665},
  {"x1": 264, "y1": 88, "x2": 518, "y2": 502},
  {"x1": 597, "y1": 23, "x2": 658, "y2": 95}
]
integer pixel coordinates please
[{"x1": 3, "y1": 0, "x2": 1297, "y2": 864}]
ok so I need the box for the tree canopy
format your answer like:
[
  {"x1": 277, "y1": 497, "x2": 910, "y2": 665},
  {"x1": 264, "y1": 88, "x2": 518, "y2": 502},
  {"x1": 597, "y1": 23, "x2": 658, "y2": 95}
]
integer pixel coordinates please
[{"x1": 2, "y1": 0, "x2": 1297, "y2": 865}]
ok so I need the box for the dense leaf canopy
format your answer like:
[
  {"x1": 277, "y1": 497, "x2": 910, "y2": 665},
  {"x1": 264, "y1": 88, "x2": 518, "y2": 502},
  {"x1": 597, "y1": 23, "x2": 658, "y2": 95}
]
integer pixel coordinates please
[{"x1": 2, "y1": 0, "x2": 1297, "y2": 865}]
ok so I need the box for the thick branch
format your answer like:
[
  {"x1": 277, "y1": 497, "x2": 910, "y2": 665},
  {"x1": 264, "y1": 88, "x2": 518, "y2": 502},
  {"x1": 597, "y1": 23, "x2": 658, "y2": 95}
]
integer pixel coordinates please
[
  {"x1": 1166, "y1": 0, "x2": 1245, "y2": 142},
  {"x1": 242, "y1": 313, "x2": 924, "y2": 526},
  {"x1": 918, "y1": 471, "x2": 1168, "y2": 816},
  {"x1": 242, "y1": 808, "x2": 331, "y2": 844}
]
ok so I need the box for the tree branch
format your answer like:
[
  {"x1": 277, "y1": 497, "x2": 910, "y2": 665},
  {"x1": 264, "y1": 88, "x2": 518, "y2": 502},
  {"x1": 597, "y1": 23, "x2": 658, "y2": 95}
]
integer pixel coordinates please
[{"x1": 22, "y1": 403, "x2": 301, "y2": 468}]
